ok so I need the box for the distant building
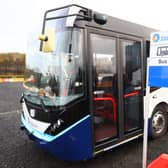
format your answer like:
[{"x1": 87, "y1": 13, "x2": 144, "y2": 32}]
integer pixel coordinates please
[{"x1": 0, "y1": 53, "x2": 25, "y2": 77}]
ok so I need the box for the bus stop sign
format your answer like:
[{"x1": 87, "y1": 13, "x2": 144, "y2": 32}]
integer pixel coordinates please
[
  {"x1": 149, "y1": 32, "x2": 168, "y2": 87},
  {"x1": 143, "y1": 31, "x2": 168, "y2": 168}
]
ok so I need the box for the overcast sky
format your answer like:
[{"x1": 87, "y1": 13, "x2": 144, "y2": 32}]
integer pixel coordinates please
[{"x1": 0, "y1": 0, "x2": 168, "y2": 53}]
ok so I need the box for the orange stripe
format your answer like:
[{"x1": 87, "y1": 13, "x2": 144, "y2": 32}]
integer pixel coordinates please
[{"x1": 0, "y1": 78, "x2": 24, "y2": 83}]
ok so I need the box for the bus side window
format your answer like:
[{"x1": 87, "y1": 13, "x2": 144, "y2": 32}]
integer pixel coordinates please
[{"x1": 91, "y1": 34, "x2": 117, "y2": 97}]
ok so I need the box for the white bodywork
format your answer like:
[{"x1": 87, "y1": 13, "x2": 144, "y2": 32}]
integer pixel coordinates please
[
  {"x1": 146, "y1": 87, "x2": 168, "y2": 118},
  {"x1": 22, "y1": 101, "x2": 50, "y2": 133}
]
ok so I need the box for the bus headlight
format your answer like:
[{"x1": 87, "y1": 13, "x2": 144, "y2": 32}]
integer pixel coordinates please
[{"x1": 45, "y1": 119, "x2": 64, "y2": 135}]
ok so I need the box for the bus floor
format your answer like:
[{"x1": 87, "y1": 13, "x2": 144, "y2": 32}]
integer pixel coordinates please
[
  {"x1": 94, "y1": 121, "x2": 137, "y2": 142},
  {"x1": 94, "y1": 122, "x2": 117, "y2": 142}
]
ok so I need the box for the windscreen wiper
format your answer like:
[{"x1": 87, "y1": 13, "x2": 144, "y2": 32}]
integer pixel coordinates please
[
  {"x1": 21, "y1": 92, "x2": 49, "y2": 113},
  {"x1": 40, "y1": 98, "x2": 49, "y2": 113}
]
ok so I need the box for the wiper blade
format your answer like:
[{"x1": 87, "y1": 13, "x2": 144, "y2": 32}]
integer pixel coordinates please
[
  {"x1": 23, "y1": 92, "x2": 49, "y2": 113},
  {"x1": 40, "y1": 98, "x2": 49, "y2": 113}
]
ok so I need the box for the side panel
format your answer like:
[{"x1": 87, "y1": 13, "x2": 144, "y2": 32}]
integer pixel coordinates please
[{"x1": 147, "y1": 88, "x2": 168, "y2": 118}]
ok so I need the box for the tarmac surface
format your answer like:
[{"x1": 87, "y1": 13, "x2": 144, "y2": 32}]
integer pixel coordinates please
[{"x1": 0, "y1": 82, "x2": 168, "y2": 168}]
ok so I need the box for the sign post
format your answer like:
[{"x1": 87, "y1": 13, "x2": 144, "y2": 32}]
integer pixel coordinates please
[
  {"x1": 142, "y1": 32, "x2": 168, "y2": 168},
  {"x1": 142, "y1": 58, "x2": 150, "y2": 168}
]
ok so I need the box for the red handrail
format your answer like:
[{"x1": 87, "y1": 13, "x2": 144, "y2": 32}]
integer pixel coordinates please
[
  {"x1": 124, "y1": 90, "x2": 140, "y2": 98},
  {"x1": 94, "y1": 96, "x2": 117, "y2": 123},
  {"x1": 93, "y1": 90, "x2": 140, "y2": 123}
]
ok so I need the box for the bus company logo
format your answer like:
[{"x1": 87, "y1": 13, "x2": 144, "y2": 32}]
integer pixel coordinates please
[
  {"x1": 152, "y1": 33, "x2": 168, "y2": 43},
  {"x1": 152, "y1": 33, "x2": 160, "y2": 42}
]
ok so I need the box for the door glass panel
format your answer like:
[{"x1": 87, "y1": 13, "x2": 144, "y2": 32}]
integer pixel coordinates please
[
  {"x1": 91, "y1": 34, "x2": 118, "y2": 142},
  {"x1": 121, "y1": 40, "x2": 142, "y2": 132}
]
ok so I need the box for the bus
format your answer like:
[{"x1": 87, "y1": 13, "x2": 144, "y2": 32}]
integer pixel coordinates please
[{"x1": 20, "y1": 4, "x2": 168, "y2": 160}]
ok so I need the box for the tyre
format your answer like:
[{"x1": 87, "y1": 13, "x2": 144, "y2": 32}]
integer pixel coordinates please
[{"x1": 150, "y1": 106, "x2": 168, "y2": 139}]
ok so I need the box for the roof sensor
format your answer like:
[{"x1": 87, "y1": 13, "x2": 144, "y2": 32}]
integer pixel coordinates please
[{"x1": 93, "y1": 13, "x2": 107, "y2": 25}]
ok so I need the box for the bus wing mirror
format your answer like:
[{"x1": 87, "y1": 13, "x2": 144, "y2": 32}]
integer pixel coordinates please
[{"x1": 39, "y1": 28, "x2": 55, "y2": 52}]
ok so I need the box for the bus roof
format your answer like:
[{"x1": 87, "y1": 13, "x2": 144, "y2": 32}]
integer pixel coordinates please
[
  {"x1": 86, "y1": 11, "x2": 158, "y2": 40},
  {"x1": 44, "y1": 4, "x2": 158, "y2": 40}
]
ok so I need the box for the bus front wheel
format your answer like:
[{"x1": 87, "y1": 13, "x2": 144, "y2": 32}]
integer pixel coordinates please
[{"x1": 150, "y1": 106, "x2": 168, "y2": 139}]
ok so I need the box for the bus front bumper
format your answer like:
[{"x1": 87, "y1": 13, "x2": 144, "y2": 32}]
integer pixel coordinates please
[{"x1": 21, "y1": 114, "x2": 93, "y2": 161}]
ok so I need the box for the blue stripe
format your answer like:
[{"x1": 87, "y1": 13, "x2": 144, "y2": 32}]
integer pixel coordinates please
[
  {"x1": 149, "y1": 66, "x2": 168, "y2": 87},
  {"x1": 21, "y1": 114, "x2": 90, "y2": 142}
]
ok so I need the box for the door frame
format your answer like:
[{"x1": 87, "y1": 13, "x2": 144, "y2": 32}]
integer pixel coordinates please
[{"x1": 86, "y1": 27, "x2": 144, "y2": 152}]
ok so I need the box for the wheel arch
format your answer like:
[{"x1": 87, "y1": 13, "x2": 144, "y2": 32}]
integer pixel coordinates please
[
  {"x1": 153, "y1": 102, "x2": 168, "y2": 113},
  {"x1": 149, "y1": 101, "x2": 168, "y2": 119}
]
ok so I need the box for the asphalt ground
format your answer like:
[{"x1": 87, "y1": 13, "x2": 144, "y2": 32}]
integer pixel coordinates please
[{"x1": 0, "y1": 82, "x2": 168, "y2": 168}]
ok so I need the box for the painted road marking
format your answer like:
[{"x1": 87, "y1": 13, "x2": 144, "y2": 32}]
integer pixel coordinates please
[{"x1": 0, "y1": 110, "x2": 21, "y2": 115}]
